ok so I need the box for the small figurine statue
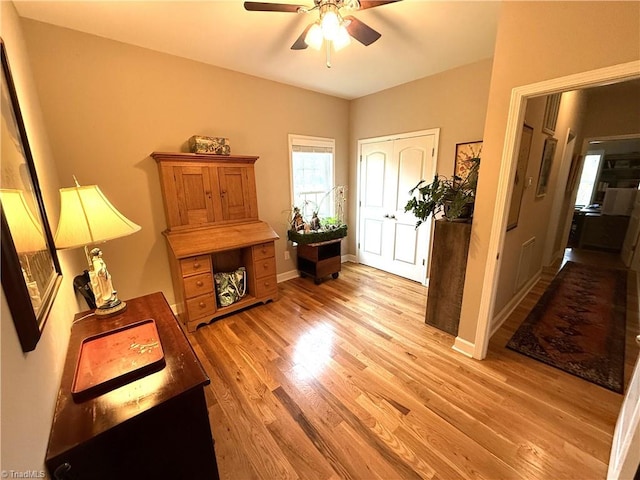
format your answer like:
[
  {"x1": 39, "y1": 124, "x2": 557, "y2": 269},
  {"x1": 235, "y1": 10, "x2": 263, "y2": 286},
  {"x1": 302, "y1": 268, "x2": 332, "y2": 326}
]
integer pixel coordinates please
[
  {"x1": 310, "y1": 212, "x2": 321, "y2": 231},
  {"x1": 89, "y1": 247, "x2": 119, "y2": 309},
  {"x1": 291, "y1": 207, "x2": 305, "y2": 232}
]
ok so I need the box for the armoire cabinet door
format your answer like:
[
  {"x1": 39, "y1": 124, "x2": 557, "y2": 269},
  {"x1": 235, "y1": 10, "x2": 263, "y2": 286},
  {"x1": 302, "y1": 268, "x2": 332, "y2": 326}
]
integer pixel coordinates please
[
  {"x1": 172, "y1": 165, "x2": 223, "y2": 227},
  {"x1": 217, "y1": 166, "x2": 258, "y2": 222}
]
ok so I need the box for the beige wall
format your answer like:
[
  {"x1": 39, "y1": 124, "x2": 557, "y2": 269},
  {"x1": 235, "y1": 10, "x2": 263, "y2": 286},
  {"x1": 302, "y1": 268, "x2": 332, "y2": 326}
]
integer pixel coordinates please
[
  {"x1": 21, "y1": 19, "x2": 350, "y2": 307},
  {"x1": 348, "y1": 58, "x2": 493, "y2": 253},
  {"x1": 582, "y1": 80, "x2": 640, "y2": 140},
  {"x1": 0, "y1": 2, "x2": 80, "y2": 473},
  {"x1": 459, "y1": 1, "x2": 640, "y2": 344}
]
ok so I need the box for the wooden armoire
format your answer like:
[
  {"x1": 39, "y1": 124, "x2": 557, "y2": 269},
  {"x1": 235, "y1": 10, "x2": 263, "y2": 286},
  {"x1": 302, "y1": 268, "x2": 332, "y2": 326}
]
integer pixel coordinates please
[{"x1": 152, "y1": 152, "x2": 279, "y2": 332}]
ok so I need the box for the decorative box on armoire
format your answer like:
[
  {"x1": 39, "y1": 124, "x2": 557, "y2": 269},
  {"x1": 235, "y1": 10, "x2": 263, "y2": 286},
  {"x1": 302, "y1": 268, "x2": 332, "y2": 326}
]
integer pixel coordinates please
[{"x1": 152, "y1": 152, "x2": 279, "y2": 332}]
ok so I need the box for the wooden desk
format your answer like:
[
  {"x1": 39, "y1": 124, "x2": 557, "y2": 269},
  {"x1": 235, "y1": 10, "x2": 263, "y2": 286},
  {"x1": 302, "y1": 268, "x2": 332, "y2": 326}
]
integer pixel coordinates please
[
  {"x1": 577, "y1": 213, "x2": 630, "y2": 251},
  {"x1": 45, "y1": 292, "x2": 218, "y2": 480},
  {"x1": 152, "y1": 152, "x2": 279, "y2": 332}
]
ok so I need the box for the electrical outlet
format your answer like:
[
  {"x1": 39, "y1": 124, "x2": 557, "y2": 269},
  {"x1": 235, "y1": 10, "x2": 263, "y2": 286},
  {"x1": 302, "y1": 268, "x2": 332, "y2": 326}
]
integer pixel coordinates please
[{"x1": 284, "y1": 251, "x2": 290, "y2": 260}]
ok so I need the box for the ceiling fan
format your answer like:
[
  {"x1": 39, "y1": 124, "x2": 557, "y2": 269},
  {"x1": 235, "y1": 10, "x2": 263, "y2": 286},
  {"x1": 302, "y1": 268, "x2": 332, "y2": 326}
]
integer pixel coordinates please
[{"x1": 244, "y1": 0, "x2": 401, "y2": 66}]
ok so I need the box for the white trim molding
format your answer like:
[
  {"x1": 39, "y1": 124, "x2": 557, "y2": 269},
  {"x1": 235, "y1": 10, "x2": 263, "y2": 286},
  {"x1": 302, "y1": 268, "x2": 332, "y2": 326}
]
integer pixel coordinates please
[
  {"x1": 277, "y1": 270, "x2": 299, "y2": 283},
  {"x1": 452, "y1": 336, "x2": 475, "y2": 358},
  {"x1": 489, "y1": 269, "x2": 541, "y2": 338},
  {"x1": 473, "y1": 60, "x2": 640, "y2": 360}
]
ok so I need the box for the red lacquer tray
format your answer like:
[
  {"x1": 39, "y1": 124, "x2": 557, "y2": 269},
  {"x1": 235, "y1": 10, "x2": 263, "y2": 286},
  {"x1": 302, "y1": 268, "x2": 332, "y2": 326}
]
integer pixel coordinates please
[{"x1": 72, "y1": 319, "x2": 165, "y2": 401}]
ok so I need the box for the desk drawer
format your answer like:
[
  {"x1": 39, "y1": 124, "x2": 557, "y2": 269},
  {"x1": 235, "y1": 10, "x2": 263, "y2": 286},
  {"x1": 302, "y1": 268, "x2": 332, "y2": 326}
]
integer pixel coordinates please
[
  {"x1": 254, "y1": 257, "x2": 276, "y2": 279},
  {"x1": 186, "y1": 293, "x2": 216, "y2": 320},
  {"x1": 255, "y1": 276, "x2": 277, "y2": 298},
  {"x1": 253, "y1": 242, "x2": 275, "y2": 261},
  {"x1": 183, "y1": 273, "x2": 213, "y2": 299},
  {"x1": 180, "y1": 255, "x2": 212, "y2": 277}
]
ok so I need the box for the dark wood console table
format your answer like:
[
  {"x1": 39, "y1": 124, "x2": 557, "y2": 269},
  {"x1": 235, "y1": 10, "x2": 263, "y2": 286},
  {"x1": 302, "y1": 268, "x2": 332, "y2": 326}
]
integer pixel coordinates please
[{"x1": 45, "y1": 292, "x2": 218, "y2": 480}]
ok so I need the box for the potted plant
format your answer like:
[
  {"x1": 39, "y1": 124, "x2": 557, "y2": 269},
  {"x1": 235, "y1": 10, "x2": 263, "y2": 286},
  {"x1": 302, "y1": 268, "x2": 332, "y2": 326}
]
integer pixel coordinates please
[
  {"x1": 287, "y1": 185, "x2": 348, "y2": 245},
  {"x1": 403, "y1": 157, "x2": 479, "y2": 335},
  {"x1": 404, "y1": 158, "x2": 479, "y2": 224}
]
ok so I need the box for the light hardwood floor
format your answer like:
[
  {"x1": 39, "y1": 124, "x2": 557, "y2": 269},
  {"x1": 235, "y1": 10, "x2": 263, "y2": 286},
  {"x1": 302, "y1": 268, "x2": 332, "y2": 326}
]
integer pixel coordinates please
[{"x1": 187, "y1": 257, "x2": 639, "y2": 480}]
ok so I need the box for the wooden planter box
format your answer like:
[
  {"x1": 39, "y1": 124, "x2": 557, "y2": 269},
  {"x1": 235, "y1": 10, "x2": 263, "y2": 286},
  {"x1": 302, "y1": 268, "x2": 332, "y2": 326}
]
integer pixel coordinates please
[
  {"x1": 287, "y1": 225, "x2": 348, "y2": 245},
  {"x1": 425, "y1": 219, "x2": 472, "y2": 335}
]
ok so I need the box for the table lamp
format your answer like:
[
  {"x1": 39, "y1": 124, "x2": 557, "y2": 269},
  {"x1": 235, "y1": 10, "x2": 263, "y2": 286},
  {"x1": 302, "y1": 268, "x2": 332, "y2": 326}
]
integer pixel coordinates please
[
  {"x1": 0, "y1": 188, "x2": 47, "y2": 309},
  {"x1": 54, "y1": 177, "x2": 141, "y2": 316}
]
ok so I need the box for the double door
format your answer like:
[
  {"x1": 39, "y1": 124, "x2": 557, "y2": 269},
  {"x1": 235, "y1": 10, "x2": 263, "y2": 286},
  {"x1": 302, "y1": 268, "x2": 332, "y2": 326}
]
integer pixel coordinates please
[{"x1": 358, "y1": 132, "x2": 437, "y2": 283}]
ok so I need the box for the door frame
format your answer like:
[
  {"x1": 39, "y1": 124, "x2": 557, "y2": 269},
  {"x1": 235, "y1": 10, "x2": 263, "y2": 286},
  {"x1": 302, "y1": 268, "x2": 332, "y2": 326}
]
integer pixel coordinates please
[
  {"x1": 356, "y1": 128, "x2": 440, "y2": 285},
  {"x1": 543, "y1": 127, "x2": 576, "y2": 266},
  {"x1": 469, "y1": 60, "x2": 640, "y2": 361}
]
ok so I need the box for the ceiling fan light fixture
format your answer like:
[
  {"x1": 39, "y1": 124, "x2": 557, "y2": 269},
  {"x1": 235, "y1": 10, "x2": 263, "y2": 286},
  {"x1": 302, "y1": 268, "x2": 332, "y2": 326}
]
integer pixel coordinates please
[
  {"x1": 320, "y1": 6, "x2": 340, "y2": 40},
  {"x1": 304, "y1": 22, "x2": 324, "y2": 50},
  {"x1": 332, "y1": 24, "x2": 351, "y2": 51}
]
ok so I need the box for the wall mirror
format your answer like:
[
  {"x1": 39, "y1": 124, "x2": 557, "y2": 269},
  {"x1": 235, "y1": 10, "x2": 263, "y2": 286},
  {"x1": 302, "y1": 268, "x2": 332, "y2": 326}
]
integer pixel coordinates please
[{"x1": 0, "y1": 38, "x2": 62, "y2": 352}]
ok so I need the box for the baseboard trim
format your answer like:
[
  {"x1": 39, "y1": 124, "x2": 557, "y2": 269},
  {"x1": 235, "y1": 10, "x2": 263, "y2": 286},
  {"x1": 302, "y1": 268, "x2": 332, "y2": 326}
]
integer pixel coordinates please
[
  {"x1": 277, "y1": 269, "x2": 299, "y2": 283},
  {"x1": 452, "y1": 337, "x2": 475, "y2": 358},
  {"x1": 489, "y1": 269, "x2": 542, "y2": 338},
  {"x1": 342, "y1": 254, "x2": 356, "y2": 263}
]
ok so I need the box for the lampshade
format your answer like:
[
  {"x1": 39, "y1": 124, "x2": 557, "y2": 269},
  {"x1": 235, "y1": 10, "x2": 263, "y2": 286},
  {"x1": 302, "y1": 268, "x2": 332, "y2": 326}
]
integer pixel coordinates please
[
  {"x1": 0, "y1": 188, "x2": 46, "y2": 253},
  {"x1": 55, "y1": 183, "x2": 141, "y2": 250}
]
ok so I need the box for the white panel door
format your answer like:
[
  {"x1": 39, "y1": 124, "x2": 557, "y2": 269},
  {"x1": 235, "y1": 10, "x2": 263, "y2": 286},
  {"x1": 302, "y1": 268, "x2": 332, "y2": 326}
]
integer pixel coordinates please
[
  {"x1": 358, "y1": 133, "x2": 436, "y2": 283},
  {"x1": 359, "y1": 140, "x2": 394, "y2": 271}
]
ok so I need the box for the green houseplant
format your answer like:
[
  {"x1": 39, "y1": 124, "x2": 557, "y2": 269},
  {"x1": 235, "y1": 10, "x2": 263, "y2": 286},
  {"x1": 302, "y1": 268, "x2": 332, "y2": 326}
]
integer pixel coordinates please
[{"x1": 404, "y1": 158, "x2": 480, "y2": 225}]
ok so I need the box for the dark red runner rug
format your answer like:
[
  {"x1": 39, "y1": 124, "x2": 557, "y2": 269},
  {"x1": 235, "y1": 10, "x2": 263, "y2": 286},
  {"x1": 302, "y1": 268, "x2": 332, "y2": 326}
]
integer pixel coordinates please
[{"x1": 506, "y1": 261, "x2": 627, "y2": 393}]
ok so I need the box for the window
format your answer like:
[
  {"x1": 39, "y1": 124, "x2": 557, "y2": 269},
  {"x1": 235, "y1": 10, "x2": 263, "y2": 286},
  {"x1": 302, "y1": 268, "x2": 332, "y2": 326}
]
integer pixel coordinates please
[
  {"x1": 575, "y1": 152, "x2": 603, "y2": 207},
  {"x1": 289, "y1": 134, "x2": 335, "y2": 219}
]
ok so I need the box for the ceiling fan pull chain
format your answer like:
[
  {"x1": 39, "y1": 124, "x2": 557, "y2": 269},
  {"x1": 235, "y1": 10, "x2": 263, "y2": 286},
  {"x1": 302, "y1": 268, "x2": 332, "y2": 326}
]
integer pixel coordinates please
[{"x1": 326, "y1": 41, "x2": 332, "y2": 68}]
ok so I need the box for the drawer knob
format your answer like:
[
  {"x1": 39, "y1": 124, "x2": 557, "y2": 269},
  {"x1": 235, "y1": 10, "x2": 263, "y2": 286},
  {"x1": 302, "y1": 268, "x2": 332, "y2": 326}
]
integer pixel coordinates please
[
  {"x1": 262, "y1": 248, "x2": 267, "y2": 253},
  {"x1": 199, "y1": 302, "x2": 206, "y2": 308},
  {"x1": 263, "y1": 263, "x2": 268, "y2": 269},
  {"x1": 264, "y1": 282, "x2": 270, "y2": 287},
  {"x1": 194, "y1": 262, "x2": 200, "y2": 269},
  {"x1": 196, "y1": 281, "x2": 203, "y2": 287}
]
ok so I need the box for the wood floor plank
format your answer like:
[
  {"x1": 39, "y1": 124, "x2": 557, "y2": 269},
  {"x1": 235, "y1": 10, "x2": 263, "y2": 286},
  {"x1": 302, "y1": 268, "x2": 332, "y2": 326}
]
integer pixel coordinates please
[{"x1": 186, "y1": 258, "x2": 638, "y2": 480}]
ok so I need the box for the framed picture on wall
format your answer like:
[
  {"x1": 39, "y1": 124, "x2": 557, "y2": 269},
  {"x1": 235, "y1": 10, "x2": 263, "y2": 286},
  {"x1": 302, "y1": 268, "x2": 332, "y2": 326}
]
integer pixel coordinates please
[
  {"x1": 0, "y1": 39, "x2": 62, "y2": 352},
  {"x1": 542, "y1": 93, "x2": 562, "y2": 135},
  {"x1": 454, "y1": 140, "x2": 483, "y2": 180},
  {"x1": 536, "y1": 136, "x2": 558, "y2": 197},
  {"x1": 507, "y1": 123, "x2": 534, "y2": 230},
  {"x1": 565, "y1": 154, "x2": 584, "y2": 195}
]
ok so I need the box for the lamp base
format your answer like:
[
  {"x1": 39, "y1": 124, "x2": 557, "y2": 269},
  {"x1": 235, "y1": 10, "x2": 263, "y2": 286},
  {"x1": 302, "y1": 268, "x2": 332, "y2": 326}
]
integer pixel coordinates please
[{"x1": 95, "y1": 300, "x2": 127, "y2": 317}]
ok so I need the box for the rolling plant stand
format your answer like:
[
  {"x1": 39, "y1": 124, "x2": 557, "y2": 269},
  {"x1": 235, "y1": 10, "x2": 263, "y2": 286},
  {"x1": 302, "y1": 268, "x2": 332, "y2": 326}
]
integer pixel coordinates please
[{"x1": 296, "y1": 238, "x2": 342, "y2": 284}]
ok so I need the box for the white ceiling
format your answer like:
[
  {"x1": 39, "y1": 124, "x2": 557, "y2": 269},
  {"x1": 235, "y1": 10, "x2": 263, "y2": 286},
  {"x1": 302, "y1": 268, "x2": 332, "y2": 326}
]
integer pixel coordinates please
[{"x1": 14, "y1": 0, "x2": 500, "y2": 99}]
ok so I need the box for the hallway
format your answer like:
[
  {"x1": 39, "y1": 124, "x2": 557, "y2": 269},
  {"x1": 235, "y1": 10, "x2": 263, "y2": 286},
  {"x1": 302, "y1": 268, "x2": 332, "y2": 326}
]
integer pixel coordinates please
[
  {"x1": 562, "y1": 247, "x2": 627, "y2": 269},
  {"x1": 492, "y1": 247, "x2": 639, "y2": 389}
]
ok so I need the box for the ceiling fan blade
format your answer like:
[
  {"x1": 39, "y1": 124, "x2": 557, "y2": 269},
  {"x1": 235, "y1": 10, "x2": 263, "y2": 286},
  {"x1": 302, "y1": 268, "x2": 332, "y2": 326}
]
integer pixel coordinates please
[
  {"x1": 357, "y1": 1, "x2": 401, "y2": 10},
  {"x1": 243, "y1": 2, "x2": 305, "y2": 12},
  {"x1": 343, "y1": 16, "x2": 382, "y2": 46},
  {"x1": 291, "y1": 23, "x2": 313, "y2": 50}
]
